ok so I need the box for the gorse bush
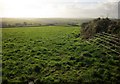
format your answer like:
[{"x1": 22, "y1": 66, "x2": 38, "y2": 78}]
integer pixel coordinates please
[{"x1": 81, "y1": 18, "x2": 120, "y2": 39}]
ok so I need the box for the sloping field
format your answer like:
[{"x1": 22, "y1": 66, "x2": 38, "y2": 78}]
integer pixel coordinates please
[{"x1": 2, "y1": 26, "x2": 120, "y2": 83}]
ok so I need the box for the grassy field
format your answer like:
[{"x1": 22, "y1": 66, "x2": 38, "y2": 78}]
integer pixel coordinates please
[{"x1": 2, "y1": 26, "x2": 120, "y2": 83}]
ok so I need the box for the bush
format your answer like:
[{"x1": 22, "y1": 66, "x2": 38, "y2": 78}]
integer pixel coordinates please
[{"x1": 81, "y1": 18, "x2": 120, "y2": 39}]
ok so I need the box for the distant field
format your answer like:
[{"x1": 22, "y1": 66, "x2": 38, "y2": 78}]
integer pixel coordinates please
[
  {"x1": 2, "y1": 26, "x2": 120, "y2": 83},
  {"x1": 2, "y1": 18, "x2": 92, "y2": 27}
]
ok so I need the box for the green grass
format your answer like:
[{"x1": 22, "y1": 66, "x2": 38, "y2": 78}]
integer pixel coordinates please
[{"x1": 2, "y1": 26, "x2": 120, "y2": 83}]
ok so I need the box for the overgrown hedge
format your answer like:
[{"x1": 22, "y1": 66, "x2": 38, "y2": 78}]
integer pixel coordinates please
[{"x1": 81, "y1": 18, "x2": 120, "y2": 39}]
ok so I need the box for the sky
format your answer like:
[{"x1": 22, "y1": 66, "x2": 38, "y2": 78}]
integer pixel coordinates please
[{"x1": 0, "y1": 0, "x2": 120, "y2": 18}]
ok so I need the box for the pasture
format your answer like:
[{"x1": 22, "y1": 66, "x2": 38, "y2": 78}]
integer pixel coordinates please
[{"x1": 2, "y1": 26, "x2": 120, "y2": 83}]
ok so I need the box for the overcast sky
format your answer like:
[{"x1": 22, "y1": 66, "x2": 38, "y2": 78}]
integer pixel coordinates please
[{"x1": 0, "y1": 0, "x2": 120, "y2": 18}]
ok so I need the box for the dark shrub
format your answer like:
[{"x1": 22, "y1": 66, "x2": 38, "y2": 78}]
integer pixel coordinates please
[{"x1": 81, "y1": 18, "x2": 120, "y2": 39}]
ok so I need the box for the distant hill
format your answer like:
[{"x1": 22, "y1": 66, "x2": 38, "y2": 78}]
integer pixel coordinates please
[
  {"x1": 81, "y1": 18, "x2": 120, "y2": 39},
  {"x1": 1, "y1": 18, "x2": 92, "y2": 28}
]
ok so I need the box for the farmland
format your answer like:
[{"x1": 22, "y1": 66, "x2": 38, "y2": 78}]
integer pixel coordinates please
[
  {"x1": 2, "y1": 25, "x2": 120, "y2": 83},
  {"x1": 2, "y1": 18, "x2": 92, "y2": 27}
]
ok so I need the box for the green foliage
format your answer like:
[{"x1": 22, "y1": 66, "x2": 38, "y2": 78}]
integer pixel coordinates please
[{"x1": 2, "y1": 26, "x2": 120, "y2": 83}]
